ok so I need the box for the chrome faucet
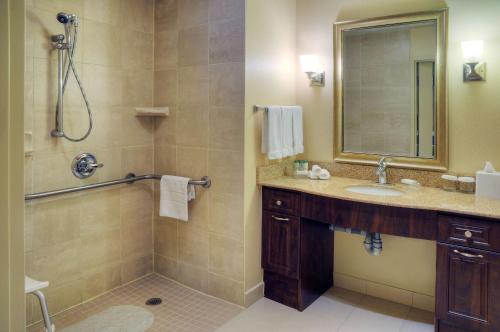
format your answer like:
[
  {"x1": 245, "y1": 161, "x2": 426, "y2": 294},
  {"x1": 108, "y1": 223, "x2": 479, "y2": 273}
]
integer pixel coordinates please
[{"x1": 376, "y1": 157, "x2": 389, "y2": 184}]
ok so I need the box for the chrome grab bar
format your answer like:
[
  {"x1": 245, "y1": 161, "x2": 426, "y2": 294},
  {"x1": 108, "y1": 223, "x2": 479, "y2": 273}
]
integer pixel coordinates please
[{"x1": 25, "y1": 173, "x2": 211, "y2": 201}]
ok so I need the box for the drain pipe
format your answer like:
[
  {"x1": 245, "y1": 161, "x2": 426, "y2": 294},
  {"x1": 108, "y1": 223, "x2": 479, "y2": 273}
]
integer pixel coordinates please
[
  {"x1": 364, "y1": 233, "x2": 383, "y2": 256},
  {"x1": 333, "y1": 226, "x2": 383, "y2": 256}
]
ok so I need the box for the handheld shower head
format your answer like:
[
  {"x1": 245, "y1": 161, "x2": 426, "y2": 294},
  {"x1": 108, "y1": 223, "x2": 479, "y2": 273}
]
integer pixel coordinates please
[{"x1": 56, "y1": 12, "x2": 78, "y2": 25}]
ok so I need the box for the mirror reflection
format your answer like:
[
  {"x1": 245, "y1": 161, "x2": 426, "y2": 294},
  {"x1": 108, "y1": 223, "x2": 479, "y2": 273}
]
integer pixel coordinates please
[{"x1": 342, "y1": 20, "x2": 437, "y2": 159}]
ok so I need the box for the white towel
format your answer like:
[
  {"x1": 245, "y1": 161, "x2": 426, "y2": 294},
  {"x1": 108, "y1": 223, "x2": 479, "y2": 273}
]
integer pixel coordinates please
[
  {"x1": 261, "y1": 106, "x2": 284, "y2": 160},
  {"x1": 281, "y1": 107, "x2": 294, "y2": 158},
  {"x1": 159, "y1": 175, "x2": 195, "y2": 222},
  {"x1": 290, "y1": 106, "x2": 304, "y2": 154}
]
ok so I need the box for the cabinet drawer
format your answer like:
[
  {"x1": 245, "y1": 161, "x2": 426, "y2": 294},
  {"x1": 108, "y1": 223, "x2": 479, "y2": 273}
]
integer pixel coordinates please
[
  {"x1": 263, "y1": 187, "x2": 300, "y2": 216},
  {"x1": 438, "y1": 215, "x2": 500, "y2": 252}
]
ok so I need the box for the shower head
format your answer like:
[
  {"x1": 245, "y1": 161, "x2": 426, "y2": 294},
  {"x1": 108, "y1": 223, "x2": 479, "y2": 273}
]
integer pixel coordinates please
[{"x1": 56, "y1": 12, "x2": 78, "y2": 25}]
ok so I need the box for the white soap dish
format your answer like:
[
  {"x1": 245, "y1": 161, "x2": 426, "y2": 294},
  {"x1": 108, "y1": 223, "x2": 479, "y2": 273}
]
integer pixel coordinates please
[{"x1": 135, "y1": 107, "x2": 169, "y2": 117}]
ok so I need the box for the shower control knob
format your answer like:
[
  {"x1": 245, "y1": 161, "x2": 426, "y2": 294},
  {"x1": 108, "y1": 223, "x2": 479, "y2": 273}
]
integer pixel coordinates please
[{"x1": 71, "y1": 153, "x2": 104, "y2": 179}]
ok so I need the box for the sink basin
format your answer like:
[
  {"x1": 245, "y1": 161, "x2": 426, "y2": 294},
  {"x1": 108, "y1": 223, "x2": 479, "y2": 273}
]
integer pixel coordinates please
[{"x1": 345, "y1": 185, "x2": 404, "y2": 197}]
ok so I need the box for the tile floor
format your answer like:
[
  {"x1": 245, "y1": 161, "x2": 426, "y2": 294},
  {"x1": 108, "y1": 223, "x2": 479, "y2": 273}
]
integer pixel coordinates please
[
  {"x1": 216, "y1": 287, "x2": 434, "y2": 332},
  {"x1": 27, "y1": 274, "x2": 243, "y2": 332},
  {"x1": 28, "y1": 274, "x2": 434, "y2": 332}
]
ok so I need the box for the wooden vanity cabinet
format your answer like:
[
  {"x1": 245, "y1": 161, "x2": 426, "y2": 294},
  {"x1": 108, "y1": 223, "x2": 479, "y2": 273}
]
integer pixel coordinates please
[
  {"x1": 262, "y1": 188, "x2": 333, "y2": 311},
  {"x1": 436, "y1": 215, "x2": 500, "y2": 332},
  {"x1": 261, "y1": 186, "x2": 500, "y2": 328}
]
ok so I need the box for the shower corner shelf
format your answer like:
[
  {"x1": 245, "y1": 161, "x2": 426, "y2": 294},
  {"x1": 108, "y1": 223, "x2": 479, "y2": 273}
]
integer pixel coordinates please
[
  {"x1": 135, "y1": 107, "x2": 169, "y2": 117},
  {"x1": 25, "y1": 131, "x2": 33, "y2": 156}
]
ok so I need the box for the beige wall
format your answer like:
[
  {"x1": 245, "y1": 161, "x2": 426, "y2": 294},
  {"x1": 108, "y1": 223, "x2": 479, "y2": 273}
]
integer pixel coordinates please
[
  {"x1": 296, "y1": 0, "x2": 500, "y2": 307},
  {"x1": 152, "y1": 0, "x2": 246, "y2": 306},
  {"x1": 1, "y1": 0, "x2": 26, "y2": 330},
  {"x1": 24, "y1": 0, "x2": 155, "y2": 325},
  {"x1": 244, "y1": 0, "x2": 297, "y2": 305}
]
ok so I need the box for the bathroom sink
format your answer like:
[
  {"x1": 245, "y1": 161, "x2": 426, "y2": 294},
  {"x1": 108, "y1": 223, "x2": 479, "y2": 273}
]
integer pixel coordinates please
[{"x1": 345, "y1": 185, "x2": 404, "y2": 197}]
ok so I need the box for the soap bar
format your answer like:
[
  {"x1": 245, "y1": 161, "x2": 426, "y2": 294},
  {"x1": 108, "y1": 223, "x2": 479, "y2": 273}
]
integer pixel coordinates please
[{"x1": 476, "y1": 171, "x2": 500, "y2": 200}]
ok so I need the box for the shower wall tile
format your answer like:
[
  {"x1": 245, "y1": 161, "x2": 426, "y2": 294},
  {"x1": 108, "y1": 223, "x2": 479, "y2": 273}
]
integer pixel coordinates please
[
  {"x1": 209, "y1": 62, "x2": 245, "y2": 107},
  {"x1": 83, "y1": 19, "x2": 122, "y2": 66},
  {"x1": 153, "y1": 0, "x2": 245, "y2": 305},
  {"x1": 178, "y1": 226, "x2": 209, "y2": 268},
  {"x1": 154, "y1": 219, "x2": 178, "y2": 260},
  {"x1": 178, "y1": 65, "x2": 209, "y2": 108},
  {"x1": 177, "y1": 106, "x2": 209, "y2": 147},
  {"x1": 119, "y1": 0, "x2": 154, "y2": 34},
  {"x1": 121, "y1": 30, "x2": 154, "y2": 71},
  {"x1": 177, "y1": 262, "x2": 209, "y2": 292},
  {"x1": 25, "y1": 1, "x2": 155, "y2": 326},
  {"x1": 208, "y1": 0, "x2": 245, "y2": 22},
  {"x1": 155, "y1": 0, "x2": 178, "y2": 32},
  {"x1": 178, "y1": 25, "x2": 209, "y2": 67},
  {"x1": 208, "y1": 272, "x2": 244, "y2": 306},
  {"x1": 209, "y1": 106, "x2": 244, "y2": 151},
  {"x1": 208, "y1": 234, "x2": 243, "y2": 281},
  {"x1": 155, "y1": 30, "x2": 178, "y2": 70},
  {"x1": 83, "y1": 0, "x2": 121, "y2": 26},
  {"x1": 154, "y1": 111, "x2": 177, "y2": 145},
  {"x1": 121, "y1": 255, "x2": 153, "y2": 284},
  {"x1": 80, "y1": 263, "x2": 122, "y2": 301},
  {"x1": 153, "y1": 69, "x2": 178, "y2": 106},
  {"x1": 209, "y1": 18, "x2": 245, "y2": 64},
  {"x1": 208, "y1": 192, "x2": 244, "y2": 241},
  {"x1": 178, "y1": 0, "x2": 209, "y2": 29}
]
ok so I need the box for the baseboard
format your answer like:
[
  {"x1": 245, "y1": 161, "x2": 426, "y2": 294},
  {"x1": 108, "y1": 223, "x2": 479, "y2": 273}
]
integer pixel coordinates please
[
  {"x1": 334, "y1": 272, "x2": 435, "y2": 312},
  {"x1": 244, "y1": 282, "x2": 264, "y2": 307}
]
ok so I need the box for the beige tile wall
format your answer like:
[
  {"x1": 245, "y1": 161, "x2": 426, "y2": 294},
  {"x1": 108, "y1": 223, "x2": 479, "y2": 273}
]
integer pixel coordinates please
[
  {"x1": 153, "y1": 0, "x2": 246, "y2": 306},
  {"x1": 24, "y1": 0, "x2": 155, "y2": 325}
]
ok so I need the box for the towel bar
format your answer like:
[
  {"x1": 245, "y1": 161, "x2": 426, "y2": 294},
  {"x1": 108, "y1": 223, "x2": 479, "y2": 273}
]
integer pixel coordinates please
[{"x1": 25, "y1": 173, "x2": 211, "y2": 201}]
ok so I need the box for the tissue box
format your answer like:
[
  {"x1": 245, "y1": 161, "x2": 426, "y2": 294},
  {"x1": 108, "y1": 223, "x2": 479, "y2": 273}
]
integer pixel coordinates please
[{"x1": 476, "y1": 171, "x2": 500, "y2": 200}]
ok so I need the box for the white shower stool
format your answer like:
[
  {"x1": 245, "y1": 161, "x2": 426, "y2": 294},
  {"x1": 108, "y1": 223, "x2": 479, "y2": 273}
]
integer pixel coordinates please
[{"x1": 25, "y1": 276, "x2": 54, "y2": 332}]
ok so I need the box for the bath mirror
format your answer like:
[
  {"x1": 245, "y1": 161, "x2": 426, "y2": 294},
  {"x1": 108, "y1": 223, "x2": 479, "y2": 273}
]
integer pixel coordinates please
[{"x1": 334, "y1": 10, "x2": 448, "y2": 171}]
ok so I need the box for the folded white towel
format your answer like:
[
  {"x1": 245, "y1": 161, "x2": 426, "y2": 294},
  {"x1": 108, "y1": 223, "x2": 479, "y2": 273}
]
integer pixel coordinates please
[
  {"x1": 319, "y1": 169, "x2": 331, "y2": 180},
  {"x1": 262, "y1": 106, "x2": 284, "y2": 160},
  {"x1": 287, "y1": 106, "x2": 304, "y2": 155},
  {"x1": 159, "y1": 175, "x2": 195, "y2": 222}
]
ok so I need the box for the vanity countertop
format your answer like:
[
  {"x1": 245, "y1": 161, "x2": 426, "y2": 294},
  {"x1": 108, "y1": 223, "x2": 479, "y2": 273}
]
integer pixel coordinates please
[{"x1": 259, "y1": 176, "x2": 500, "y2": 220}]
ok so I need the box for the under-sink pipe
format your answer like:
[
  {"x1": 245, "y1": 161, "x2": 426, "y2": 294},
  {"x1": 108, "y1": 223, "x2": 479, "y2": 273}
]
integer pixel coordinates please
[
  {"x1": 333, "y1": 227, "x2": 383, "y2": 256},
  {"x1": 364, "y1": 233, "x2": 383, "y2": 256}
]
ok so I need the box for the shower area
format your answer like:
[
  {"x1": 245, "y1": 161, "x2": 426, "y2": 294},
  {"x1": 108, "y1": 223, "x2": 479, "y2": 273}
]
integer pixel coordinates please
[{"x1": 24, "y1": 0, "x2": 246, "y2": 330}]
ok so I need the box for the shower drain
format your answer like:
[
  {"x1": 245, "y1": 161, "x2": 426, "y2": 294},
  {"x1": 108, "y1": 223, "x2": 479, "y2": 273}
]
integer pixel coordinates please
[{"x1": 145, "y1": 298, "x2": 162, "y2": 306}]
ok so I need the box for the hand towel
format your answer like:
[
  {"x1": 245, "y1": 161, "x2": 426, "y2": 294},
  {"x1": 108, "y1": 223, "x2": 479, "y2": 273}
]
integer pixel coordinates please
[
  {"x1": 281, "y1": 107, "x2": 294, "y2": 158},
  {"x1": 159, "y1": 175, "x2": 195, "y2": 222},
  {"x1": 289, "y1": 106, "x2": 304, "y2": 154},
  {"x1": 261, "y1": 106, "x2": 284, "y2": 160}
]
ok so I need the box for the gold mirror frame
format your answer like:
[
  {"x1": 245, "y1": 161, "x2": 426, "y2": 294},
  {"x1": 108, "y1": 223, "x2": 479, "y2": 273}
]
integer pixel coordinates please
[{"x1": 334, "y1": 10, "x2": 448, "y2": 172}]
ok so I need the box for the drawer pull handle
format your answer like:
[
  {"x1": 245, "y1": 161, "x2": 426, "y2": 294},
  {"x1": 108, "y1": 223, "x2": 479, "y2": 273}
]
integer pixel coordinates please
[
  {"x1": 275, "y1": 200, "x2": 283, "y2": 206},
  {"x1": 272, "y1": 215, "x2": 289, "y2": 222},
  {"x1": 453, "y1": 249, "x2": 483, "y2": 259},
  {"x1": 464, "y1": 230, "x2": 473, "y2": 238}
]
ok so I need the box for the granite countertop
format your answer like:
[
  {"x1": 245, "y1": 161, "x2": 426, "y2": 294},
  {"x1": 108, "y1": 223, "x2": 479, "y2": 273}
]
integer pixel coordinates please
[{"x1": 258, "y1": 176, "x2": 500, "y2": 220}]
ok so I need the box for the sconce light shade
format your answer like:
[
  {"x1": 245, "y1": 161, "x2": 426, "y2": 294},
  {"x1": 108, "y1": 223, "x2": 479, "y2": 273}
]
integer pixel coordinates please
[
  {"x1": 461, "y1": 40, "x2": 484, "y2": 61},
  {"x1": 300, "y1": 55, "x2": 320, "y2": 73},
  {"x1": 461, "y1": 40, "x2": 486, "y2": 82},
  {"x1": 299, "y1": 55, "x2": 325, "y2": 87}
]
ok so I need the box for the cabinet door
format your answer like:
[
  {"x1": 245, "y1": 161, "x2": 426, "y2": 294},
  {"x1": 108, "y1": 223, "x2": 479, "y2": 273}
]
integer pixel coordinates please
[
  {"x1": 262, "y1": 210, "x2": 300, "y2": 279},
  {"x1": 436, "y1": 244, "x2": 500, "y2": 332}
]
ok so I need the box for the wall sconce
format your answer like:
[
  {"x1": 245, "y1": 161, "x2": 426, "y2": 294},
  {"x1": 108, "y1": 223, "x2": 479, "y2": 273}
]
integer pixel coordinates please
[
  {"x1": 461, "y1": 40, "x2": 486, "y2": 82},
  {"x1": 300, "y1": 55, "x2": 325, "y2": 86}
]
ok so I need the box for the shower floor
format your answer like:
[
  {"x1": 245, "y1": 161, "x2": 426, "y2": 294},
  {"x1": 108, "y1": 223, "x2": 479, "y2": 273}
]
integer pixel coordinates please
[{"x1": 27, "y1": 274, "x2": 243, "y2": 332}]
